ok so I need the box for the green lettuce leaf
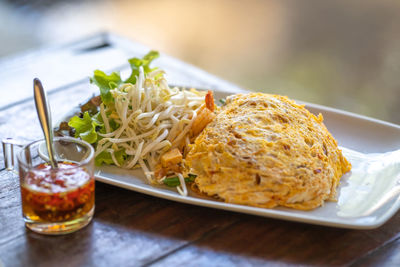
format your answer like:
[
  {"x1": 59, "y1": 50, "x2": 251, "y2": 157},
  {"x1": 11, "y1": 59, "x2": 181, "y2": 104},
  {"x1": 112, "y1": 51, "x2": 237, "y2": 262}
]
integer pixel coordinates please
[
  {"x1": 90, "y1": 50, "x2": 159, "y2": 105},
  {"x1": 68, "y1": 112, "x2": 99, "y2": 144},
  {"x1": 95, "y1": 149, "x2": 126, "y2": 166},
  {"x1": 125, "y1": 50, "x2": 160, "y2": 84},
  {"x1": 90, "y1": 70, "x2": 122, "y2": 105}
]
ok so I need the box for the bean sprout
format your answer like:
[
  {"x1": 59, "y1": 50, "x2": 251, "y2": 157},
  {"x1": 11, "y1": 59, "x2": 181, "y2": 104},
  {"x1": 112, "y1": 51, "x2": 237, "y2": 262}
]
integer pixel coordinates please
[{"x1": 96, "y1": 66, "x2": 206, "y2": 191}]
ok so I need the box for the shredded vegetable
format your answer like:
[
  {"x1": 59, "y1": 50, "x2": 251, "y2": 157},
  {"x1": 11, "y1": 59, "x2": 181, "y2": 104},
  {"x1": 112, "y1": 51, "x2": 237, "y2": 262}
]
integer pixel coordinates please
[{"x1": 163, "y1": 174, "x2": 197, "y2": 187}]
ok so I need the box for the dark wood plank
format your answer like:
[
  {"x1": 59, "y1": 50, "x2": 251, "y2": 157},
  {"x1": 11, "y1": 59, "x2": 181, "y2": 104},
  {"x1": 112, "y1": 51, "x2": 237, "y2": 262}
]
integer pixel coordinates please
[
  {"x1": 0, "y1": 171, "x2": 25, "y2": 246},
  {"x1": 352, "y1": 237, "x2": 400, "y2": 267},
  {"x1": 148, "y1": 212, "x2": 400, "y2": 267}
]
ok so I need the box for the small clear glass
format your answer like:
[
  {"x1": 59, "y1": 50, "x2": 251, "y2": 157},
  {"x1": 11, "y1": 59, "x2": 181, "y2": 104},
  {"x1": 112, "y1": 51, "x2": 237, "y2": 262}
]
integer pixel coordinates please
[{"x1": 3, "y1": 136, "x2": 95, "y2": 235}]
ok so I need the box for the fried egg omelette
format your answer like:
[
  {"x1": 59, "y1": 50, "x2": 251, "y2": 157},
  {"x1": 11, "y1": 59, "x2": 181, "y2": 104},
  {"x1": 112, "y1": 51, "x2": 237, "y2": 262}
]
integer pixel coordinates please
[{"x1": 185, "y1": 93, "x2": 351, "y2": 210}]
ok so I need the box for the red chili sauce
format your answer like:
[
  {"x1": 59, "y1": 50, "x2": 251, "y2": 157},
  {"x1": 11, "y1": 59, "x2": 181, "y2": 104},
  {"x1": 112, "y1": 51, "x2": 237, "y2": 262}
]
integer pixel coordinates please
[{"x1": 21, "y1": 162, "x2": 95, "y2": 222}]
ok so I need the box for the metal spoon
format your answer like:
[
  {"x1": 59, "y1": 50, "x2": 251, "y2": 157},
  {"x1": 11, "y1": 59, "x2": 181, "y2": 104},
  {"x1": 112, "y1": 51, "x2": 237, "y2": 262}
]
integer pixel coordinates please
[{"x1": 33, "y1": 78, "x2": 58, "y2": 169}]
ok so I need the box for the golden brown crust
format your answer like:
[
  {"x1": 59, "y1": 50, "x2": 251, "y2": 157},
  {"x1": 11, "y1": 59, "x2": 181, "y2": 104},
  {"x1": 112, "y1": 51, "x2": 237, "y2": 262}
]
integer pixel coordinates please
[{"x1": 185, "y1": 93, "x2": 351, "y2": 210}]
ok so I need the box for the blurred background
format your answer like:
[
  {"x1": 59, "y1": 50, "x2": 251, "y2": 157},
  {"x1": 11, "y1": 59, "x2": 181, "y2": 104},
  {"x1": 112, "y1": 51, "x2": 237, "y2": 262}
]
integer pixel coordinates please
[{"x1": 1, "y1": 0, "x2": 399, "y2": 123}]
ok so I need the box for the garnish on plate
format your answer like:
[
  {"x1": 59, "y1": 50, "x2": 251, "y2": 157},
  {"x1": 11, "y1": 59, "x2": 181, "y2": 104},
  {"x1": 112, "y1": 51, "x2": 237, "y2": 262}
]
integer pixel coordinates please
[{"x1": 62, "y1": 51, "x2": 216, "y2": 196}]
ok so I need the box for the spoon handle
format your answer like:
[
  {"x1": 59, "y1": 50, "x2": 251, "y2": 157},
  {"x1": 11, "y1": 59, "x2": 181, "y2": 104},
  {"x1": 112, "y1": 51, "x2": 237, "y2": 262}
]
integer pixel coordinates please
[{"x1": 33, "y1": 78, "x2": 58, "y2": 169}]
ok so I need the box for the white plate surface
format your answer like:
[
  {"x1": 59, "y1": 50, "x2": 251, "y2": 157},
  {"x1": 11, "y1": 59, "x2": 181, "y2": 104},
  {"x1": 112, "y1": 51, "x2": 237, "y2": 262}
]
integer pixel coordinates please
[{"x1": 89, "y1": 91, "x2": 400, "y2": 229}]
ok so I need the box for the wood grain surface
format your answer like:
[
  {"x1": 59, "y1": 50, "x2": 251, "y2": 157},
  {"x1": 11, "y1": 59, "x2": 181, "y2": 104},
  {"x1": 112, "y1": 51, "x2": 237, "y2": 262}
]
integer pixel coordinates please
[{"x1": 1, "y1": 34, "x2": 400, "y2": 267}]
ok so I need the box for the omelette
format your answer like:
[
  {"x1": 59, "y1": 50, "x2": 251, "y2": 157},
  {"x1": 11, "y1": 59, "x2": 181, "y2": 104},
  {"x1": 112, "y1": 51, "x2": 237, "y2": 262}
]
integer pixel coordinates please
[{"x1": 185, "y1": 93, "x2": 351, "y2": 210}]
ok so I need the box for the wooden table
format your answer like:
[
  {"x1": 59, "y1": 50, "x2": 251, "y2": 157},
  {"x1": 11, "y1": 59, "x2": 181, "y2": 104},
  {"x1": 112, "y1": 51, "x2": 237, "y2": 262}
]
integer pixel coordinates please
[{"x1": 1, "y1": 33, "x2": 399, "y2": 267}]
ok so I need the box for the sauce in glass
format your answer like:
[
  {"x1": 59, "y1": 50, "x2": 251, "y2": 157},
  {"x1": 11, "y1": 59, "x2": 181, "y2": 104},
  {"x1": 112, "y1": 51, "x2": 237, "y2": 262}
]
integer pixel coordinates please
[{"x1": 21, "y1": 162, "x2": 95, "y2": 222}]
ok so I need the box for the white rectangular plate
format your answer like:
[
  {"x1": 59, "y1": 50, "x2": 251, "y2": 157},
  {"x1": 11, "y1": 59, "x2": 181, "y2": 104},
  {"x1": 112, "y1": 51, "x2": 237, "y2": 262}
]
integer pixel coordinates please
[{"x1": 92, "y1": 91, "x2": 400, "y2": 229}]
